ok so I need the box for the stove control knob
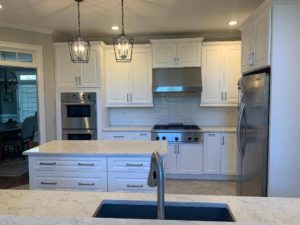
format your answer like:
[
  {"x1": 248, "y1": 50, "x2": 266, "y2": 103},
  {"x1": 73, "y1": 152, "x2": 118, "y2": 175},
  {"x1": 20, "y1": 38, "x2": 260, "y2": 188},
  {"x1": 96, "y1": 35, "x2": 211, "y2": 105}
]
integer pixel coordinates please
[
  {"x1": 156, "y1": 137, "x2": 160, "y2": 141},
  {"x1": 188, "y1": 137, "x2": 192, "y2": 141},
  {"x1": 194, "y1": 137, "x2": 198, "y2": 141},
  {"x1": 175, "y1": 137, "x2": 179, "y2": 141},
  {"x1": 162, "y1": 136, "x2": 166, "y2": 140}
]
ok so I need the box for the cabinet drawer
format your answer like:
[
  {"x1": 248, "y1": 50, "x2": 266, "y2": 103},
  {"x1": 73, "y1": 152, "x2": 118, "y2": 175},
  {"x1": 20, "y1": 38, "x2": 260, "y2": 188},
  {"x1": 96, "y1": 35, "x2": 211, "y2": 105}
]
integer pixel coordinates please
[
  {"x1": 108, "y1": 172, "x2": 155, "y2": 193},
  {"x1": 31, "y1": 157, "x2": 107, "y2": 172},
  {"x1": 135, "y1": 132, "x2": 151, "y2": 140},
  {"x1": 34, "y1": 173, "x2": 107, "y2": 191},
  {"x1": 102, "y1": 132, "x2": 136, "y2": 140},
  {"x1": 108, "y1": 157, "x2": 150, "y2": 172}
]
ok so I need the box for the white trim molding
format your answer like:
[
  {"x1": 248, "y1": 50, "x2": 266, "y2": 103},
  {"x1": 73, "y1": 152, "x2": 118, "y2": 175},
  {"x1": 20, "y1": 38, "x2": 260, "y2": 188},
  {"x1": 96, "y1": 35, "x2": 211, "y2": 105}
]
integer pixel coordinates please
[{"x1": 0, "y1": 41, "x2": 46, "y2": 144}]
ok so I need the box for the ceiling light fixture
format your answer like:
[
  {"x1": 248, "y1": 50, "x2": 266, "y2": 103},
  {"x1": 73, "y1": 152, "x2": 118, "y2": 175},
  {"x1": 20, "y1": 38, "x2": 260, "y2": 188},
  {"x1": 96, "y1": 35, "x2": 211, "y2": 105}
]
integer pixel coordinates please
[
  {"x1": 68, "y1": 0, "x2": 91, "y2": 63},
  {"x1": 0, "y1": 5, "x2": 3, "y2": 9},
  {"x1": 112, "y1": 26, "x2": 120, "y2": 31},
  {"x1": 113, "y1": 0, "x2": 134, "y2": 62},
  {"x1": 228, "y1": 20, "x2": 238, "y2": 26}
]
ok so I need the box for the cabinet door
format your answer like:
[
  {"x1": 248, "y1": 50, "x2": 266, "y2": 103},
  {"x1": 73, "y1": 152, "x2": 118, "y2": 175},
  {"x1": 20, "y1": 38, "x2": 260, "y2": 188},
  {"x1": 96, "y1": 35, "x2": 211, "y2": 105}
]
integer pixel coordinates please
[
  {"x1": 241, "y1": 23, "x2": 255, "y2": 73},
  {"x1": 152, "y1": 44, "x2": 177, "y2": 68},
  {"x1": 201, "y1": 46, "x2": 223, "y2": 105},
  {"x1": 105, "y1": 51, "x2": 130, "y2": 106},
  {"x1": 223, "y1": 44, "x2": 241, "y2": 105},
  {"x1": 221, "y1": 133, "x2": 237, "y2": 175},
  {"x1": 80, "y1": 48, "x2": 100, "y2": 87},
  {"x1": 165, "y1": 144, "x2": 177, "y2": 174},
  {"x1": 176, "y1": 42, "x2": 201, "y2": 67},
  {"x1": 130, "y1": 48, "x2": 153, "y2": 105},
  {"x1": 177, "y1": 143, "x2": 203, "y2": 174},
  {"x1": 55, "y1": 47, "x2": 77, "y2": 87},
  {"x1": 254, "y1": 6, "x2": 271, "y2": 70},
  {"x1": 203, "y1": 133, "x2": 221, "y2": 174}
]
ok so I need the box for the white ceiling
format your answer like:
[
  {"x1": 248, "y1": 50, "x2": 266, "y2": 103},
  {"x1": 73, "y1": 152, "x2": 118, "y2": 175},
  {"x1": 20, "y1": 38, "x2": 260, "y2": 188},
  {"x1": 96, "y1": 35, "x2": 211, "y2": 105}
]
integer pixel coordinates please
[{"x1": 0, "y1": 0, "x2": 264, "y2": 38}]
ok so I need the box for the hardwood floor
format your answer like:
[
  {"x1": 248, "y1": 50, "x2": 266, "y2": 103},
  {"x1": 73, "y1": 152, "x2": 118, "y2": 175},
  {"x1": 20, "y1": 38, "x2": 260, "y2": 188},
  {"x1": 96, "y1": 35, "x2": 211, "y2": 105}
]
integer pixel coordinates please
[{"x1": 0, "y1": 172, "x2": 29, "y2": 189}]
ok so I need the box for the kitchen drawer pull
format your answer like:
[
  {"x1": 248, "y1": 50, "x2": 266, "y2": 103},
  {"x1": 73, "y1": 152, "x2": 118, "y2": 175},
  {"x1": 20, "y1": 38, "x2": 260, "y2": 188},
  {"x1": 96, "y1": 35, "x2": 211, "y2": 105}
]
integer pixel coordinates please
[
  {"x1": 41, "y1": 182, "x2": 57, "y2": 185},
  {"x1": 113, "y1": 136, "x2": 124, "y2": 138},
  {"x1": 126, "y1": 184, "x2": 144, "y2": 188},
  {"x1": 78, "y1": 163, "x2": 95, "y2": 166},
  {"x1": 208, "y1": 133, "x2": 216, "y2": 136},
  {"x1": 138, "y1": 133, "x2": 147, "y2": 136},
  {"x1": 40, "y1": 162, "x2": 56, "y2": 166},
  {"x1": 126, "y1": 163, "x2": 144, "y2": 167},
  {"x1": 78, "y1": 182, "x2": 95, "y2": 186}
]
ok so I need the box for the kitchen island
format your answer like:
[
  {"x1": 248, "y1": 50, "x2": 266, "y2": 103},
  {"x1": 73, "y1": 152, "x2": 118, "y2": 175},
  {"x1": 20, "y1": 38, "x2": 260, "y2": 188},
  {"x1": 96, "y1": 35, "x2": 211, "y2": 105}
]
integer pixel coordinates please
[
  {"x1": 23, "y1": 140, "x2": 167, "y2": 192},
  {"x1": 0, "y1": 190, "x2": 299, "y2": 224}
]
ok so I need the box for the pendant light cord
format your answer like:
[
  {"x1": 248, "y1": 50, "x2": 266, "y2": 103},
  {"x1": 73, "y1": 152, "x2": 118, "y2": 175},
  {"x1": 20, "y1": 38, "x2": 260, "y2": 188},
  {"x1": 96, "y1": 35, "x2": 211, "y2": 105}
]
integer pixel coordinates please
[
  {"x1": 121, "y1": 0, "x2": 125, "y2": 34},
  {"x1": 77, "y1": 0, "x2": 81, "y2": 37}
]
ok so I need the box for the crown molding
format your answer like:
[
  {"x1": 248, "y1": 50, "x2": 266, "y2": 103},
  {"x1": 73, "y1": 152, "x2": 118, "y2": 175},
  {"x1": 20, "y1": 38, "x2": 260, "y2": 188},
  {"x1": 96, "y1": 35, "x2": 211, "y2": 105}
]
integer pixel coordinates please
[{"x1": 0, "y1": 20, "x2": 54, "y2": 35}]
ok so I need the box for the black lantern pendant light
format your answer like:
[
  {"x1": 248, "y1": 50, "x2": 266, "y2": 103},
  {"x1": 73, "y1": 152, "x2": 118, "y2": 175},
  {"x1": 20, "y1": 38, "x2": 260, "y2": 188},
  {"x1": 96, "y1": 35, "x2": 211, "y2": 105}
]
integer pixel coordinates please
[
  {"x1": 68, "y1": 0, "x2": 91, "y2": 63},
  {"x1": 0, "y1": 67, "x2": 19, "y2": 94},
  {"x1": 113, "y1": 0, "x2": 134, "y2": 62}
]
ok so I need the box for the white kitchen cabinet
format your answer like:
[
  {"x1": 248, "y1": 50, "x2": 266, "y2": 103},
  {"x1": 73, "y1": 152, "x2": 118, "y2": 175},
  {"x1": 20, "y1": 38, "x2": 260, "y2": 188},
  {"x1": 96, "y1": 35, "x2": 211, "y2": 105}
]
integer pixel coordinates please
[
  {"x1": 150, "y1": 38, "x2": 203, "y2": 68},
  {"x1": 165, "y1": 143, "x2": 203, "y2": 175},
  {"x1": 240, "y1": 2, "x2": 271, "y2": 73},
  {"x1": 201, "y1": 42, "x2": 241, "y2": 107},
  {"x1": 203, "y1": 132, "x2": 237, "y2": 176},
  {"x1": 55, "y1": 43, "x2": 101, "y2": 88},
  {"x1": 102, "y1": 131, "x2": 151, "y2": 141},
  {"x1": 221, "y1": 133, "x2": 237, "y2": 175},
  {"x1": 105, "y1": 45, "x2": 153, "y2": 107}
]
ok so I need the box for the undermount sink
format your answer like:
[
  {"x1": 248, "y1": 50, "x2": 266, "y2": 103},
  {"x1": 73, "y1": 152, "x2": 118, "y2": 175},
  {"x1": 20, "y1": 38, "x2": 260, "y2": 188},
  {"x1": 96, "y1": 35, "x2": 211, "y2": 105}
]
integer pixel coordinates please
[{"x1": 93, "y1": 200, "x2": 235, "y2": 222}]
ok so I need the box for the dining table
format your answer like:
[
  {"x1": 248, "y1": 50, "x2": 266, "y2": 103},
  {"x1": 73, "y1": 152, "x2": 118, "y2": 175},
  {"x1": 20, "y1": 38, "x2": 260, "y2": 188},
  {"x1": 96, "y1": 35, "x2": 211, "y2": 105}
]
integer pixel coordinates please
[{"x1": 0, "y1": 124, "x2": 22, "y2": 161}]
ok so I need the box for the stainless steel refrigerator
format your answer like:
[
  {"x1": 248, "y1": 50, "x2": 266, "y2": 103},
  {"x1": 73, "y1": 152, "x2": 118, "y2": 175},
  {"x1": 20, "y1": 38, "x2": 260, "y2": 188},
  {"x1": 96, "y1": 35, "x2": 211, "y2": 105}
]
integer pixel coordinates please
[{"x1": 237, "y1": 72, "x2": 270, "y2": 196}]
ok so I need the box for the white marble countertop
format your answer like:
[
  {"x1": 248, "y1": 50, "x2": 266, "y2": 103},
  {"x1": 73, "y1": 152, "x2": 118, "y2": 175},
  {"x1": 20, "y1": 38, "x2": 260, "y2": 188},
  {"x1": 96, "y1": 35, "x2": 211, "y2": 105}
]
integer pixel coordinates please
[
  {"x1": 102, "y1": 126, "x2": 236, "y2": 133},
  {"x1": 23, "y1": 140, "x2": 167, "y2": 156},
  {"x1": 0, "y1": 190, "x2": 299, "y2": 224}
]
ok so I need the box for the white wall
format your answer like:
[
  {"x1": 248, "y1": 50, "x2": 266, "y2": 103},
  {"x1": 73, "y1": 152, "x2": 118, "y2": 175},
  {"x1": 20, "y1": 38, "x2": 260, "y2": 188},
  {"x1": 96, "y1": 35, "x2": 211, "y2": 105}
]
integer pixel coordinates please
[
  {"x1": 109, "y1": 93, "x2": 237, "y2": 126},
  {"x1": 0, "y1": 27, "x2": 56, "y2": 141}
]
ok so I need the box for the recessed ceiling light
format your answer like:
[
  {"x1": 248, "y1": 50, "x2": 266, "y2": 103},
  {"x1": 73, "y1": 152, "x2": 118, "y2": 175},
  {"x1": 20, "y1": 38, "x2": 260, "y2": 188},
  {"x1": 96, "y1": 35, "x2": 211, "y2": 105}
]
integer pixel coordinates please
[
  {"x1": 111, "y1": 26, "x2": 119, "y2": 31},
  {"x1": 228, "y1": 21, "x2": 238, "y2": 26},
  {"x1": 0, "y1": 4, "x2": 3, "y2": 9}
]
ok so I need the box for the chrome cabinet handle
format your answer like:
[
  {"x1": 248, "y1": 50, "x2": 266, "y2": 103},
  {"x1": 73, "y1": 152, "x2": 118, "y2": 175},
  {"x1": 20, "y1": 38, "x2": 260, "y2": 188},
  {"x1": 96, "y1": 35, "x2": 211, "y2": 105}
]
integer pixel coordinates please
[
  {"x1": 126, "y1": 184, "x2": 143, "y2": 188},
  {"x1": 208, "y1": 133, "x2": 216, "y2": 136},
  {"x1": 79, "y1": 76, "x2": 81, "y2": 85},
  {"x1": 251, "y1": 53, "x2": 255, "y2": 66},
  {"x1": 75, "y1": 76, "x2": 78, "y2": 85},
  {"x1": 126, "y1": 163, "x2": 144, "y2": 167},
  {"x1": 127, "y1": 93, "x2": 129, "y2": 102},
  {"x1": 248, "y1": 53, "x2": 252, "y2": 66},
  {"x1": 139, "y1": 133, "x2": 147, "y2": 136},
  {"x1": 177, "y1": 145, "x2": 180, "y2": 154},
  {"x1": 113, "y1": 135, "x2": 124, "y2": 138},
  {"x1": 222, "y1": 136, "x2": 225, "y2": 145},
  {"x1": 78, "y1": 182, "x2": 95, "y2": 186},
  {"x1": 41, "y1": 182, "x2": 57, "y2": 185},
  {"x1": 225, "y1": 92, "x2": 227, "y2": 101},
  {"x1": 221, "y1": 92, "x2": 224, "y2": 101},
  {"x1": 174, "y1": 145, "x2": 177, "y2": 154},
  {"x1": 78, "y1": 163, "x2": 95, "y2": 166},
  {"x1": 40, "y1": 162, "x2": 56, "y2": 166}
]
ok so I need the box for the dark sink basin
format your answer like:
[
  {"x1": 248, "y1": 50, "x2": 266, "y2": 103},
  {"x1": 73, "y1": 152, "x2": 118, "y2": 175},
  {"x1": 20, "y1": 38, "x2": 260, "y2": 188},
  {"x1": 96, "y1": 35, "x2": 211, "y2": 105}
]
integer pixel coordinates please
[{"x1": 93, "y1": 200, "x2": 235, "y2": 222}]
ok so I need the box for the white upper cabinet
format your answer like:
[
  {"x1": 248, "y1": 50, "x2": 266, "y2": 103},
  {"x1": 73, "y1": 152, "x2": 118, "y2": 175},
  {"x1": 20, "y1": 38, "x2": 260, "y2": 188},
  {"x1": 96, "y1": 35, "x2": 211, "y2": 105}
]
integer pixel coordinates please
[
  {"x1": 201, "y1": 42, "x2": 241, "y2": 107},
  {"x1": 105, "y1": 45, "x2": 153, "y2": 107},
  {"x1": 55, "y1": 43, "x2": 101, "y2": 88},
  {"x1": 241, "y1": 2, "x2": 271, "y2": 73},
  {"x1": 150, "y1": 38, "x2": 203, "y2": 68}
]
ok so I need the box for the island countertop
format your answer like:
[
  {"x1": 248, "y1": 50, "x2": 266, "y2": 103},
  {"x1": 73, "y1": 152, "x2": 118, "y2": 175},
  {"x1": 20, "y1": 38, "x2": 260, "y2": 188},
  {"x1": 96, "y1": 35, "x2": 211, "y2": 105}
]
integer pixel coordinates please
[
  {"x1": 0, "y1": 190, "x2": 299, "y2": 224},
  {"x1": 23, "y1": 140, "x2": 167, "y2": 156}
]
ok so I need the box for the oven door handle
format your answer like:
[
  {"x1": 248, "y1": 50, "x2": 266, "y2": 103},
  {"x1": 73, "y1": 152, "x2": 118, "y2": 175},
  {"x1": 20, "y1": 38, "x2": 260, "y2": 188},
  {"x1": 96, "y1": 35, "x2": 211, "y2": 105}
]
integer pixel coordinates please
[
  {"x1": 63, "y1": 103, "x2": 94, "y2": 106},
  {"x1": 63, "y1": 131, "x2": 95, "y2": 135}
]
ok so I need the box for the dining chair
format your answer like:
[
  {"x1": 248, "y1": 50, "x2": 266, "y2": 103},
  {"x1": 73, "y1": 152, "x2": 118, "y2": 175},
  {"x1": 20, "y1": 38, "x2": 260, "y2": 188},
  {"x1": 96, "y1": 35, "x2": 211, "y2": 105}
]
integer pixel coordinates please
[{"x1": 2, "y1": 115, "x2": 37, "y2": 157}]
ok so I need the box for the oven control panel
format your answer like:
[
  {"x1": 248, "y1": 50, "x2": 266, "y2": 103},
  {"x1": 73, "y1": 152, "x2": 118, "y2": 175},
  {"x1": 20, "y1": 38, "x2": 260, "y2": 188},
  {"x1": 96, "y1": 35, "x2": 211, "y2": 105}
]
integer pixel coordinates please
[
  {"x1": 151, "y1": 132, "x2": 203, "y2": 143},
  {"x1": 61, "y1": 92, "x2": 96, "y2": 103}
]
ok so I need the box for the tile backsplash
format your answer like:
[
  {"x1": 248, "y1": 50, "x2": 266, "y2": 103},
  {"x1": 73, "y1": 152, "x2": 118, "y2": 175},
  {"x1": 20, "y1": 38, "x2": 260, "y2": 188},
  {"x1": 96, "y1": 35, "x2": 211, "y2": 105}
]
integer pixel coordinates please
[{"x1": 109, "y1": 93, "x2": 237, "y2": 127}]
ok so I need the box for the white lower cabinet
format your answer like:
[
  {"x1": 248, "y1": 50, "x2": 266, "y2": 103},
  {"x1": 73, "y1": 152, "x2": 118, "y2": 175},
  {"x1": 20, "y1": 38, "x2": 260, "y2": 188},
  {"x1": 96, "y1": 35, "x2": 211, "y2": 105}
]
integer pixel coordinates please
[
  {"x1": 165, "y1": 143, "x2": 203, "y2": 175},
  {"x1": 203, "y1": 132, "x2": 237, "y2": 176},
  {"x1": 28, "y1": 156, "x2": 155, "y2": 193}
]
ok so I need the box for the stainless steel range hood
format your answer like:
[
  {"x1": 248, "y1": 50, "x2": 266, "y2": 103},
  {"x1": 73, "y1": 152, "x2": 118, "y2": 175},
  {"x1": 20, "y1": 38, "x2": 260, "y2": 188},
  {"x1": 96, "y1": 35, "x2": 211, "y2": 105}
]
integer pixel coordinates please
[{"x1": 153, "y1": 67, "x2": 202, "y2": 93}]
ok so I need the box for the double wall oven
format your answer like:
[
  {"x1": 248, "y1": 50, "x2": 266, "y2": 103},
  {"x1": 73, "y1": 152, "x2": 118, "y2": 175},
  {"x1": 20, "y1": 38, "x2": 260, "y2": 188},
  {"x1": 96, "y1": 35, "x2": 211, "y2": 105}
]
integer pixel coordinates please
[{"x1": 61, "y1": 92, "x2": 97, "y2": 140}]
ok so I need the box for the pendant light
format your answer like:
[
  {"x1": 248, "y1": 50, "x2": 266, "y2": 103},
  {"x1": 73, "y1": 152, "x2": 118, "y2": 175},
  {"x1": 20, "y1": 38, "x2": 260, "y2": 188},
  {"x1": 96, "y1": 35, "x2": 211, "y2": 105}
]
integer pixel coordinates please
[
  {"x1": 68, "y1": 0, "x2": 91, "y2": 63},
  {"x1": 0, "y1": 67, "x2": 19, "y2": 94},
  {"x1": 113, "y1": 0, "x2": 134, "y2": 62}
]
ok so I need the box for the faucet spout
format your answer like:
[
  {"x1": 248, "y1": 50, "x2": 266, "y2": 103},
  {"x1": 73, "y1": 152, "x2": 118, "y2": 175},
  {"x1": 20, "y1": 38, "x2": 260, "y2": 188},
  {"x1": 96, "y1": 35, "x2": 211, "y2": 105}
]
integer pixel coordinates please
[{"x1": 147, "y1": 152, "x2": 165, "y2": 220}]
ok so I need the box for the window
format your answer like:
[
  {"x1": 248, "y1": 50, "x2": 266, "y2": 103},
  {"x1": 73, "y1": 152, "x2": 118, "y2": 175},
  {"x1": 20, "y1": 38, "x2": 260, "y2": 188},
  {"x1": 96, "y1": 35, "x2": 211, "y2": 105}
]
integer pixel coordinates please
[
  {"x1": 18, "y1": 84, "x2": 37, "y2": 122},
  {"x1": 0, "y1": 51, "x2": 33, "y2": 63}
]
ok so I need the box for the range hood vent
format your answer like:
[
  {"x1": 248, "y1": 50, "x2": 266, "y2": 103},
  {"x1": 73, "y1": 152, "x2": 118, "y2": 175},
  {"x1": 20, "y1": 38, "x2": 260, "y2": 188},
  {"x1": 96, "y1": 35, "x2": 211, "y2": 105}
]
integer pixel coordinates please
[{"x1": 153, "y1": 67, "x2": 202, "y2": 93}]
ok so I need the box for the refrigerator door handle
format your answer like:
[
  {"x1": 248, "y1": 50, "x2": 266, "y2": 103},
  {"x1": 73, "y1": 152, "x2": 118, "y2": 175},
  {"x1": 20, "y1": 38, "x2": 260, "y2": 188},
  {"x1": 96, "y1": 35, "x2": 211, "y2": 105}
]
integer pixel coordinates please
[{"x1": 237, "y1": 101, "x2": 245, "y2": 158}]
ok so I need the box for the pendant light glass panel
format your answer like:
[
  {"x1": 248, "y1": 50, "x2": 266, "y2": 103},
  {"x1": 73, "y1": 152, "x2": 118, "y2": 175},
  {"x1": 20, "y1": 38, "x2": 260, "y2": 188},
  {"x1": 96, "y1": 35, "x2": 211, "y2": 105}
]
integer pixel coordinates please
[{"x1": 68, "y1": 0, "x2": 91, "y2": 63}]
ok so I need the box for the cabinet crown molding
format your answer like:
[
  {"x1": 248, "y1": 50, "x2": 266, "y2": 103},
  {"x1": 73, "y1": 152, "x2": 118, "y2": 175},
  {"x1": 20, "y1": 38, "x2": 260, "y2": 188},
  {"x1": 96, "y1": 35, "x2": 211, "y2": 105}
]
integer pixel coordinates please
[{"x1": 150, "y1": 37, "x2": 204, "y2": 44}]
